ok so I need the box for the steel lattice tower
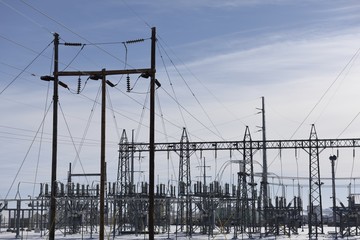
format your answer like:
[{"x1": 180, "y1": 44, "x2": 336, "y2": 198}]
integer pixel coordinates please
[
  {"x1": 240, "y1": 126, "x2": 258, "y2": 235},
  {"x1": 307, "y1": 124, "x2": 324, "y2": 239},
  {"x1": 176, "y1": 128, "x2": 193, "y2": 235},
  {"x1": 117, "y1": 130, "x2": 132, "y2": 232}
]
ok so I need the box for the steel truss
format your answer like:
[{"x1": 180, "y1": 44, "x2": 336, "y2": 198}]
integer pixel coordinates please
[{"x1": 119, "y1": 125, "x2": 360, "y2": 238}]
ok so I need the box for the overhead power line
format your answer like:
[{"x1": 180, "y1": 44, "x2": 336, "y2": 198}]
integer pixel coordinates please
[{"x1": 0, "y1": 41, "x2": 53, "y2": 95}]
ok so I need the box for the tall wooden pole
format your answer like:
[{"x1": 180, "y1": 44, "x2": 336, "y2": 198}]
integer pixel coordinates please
[
  {"x1": 49, "y1": 32, "x2": 59, "y2": 240},
  {"x1": 148, "y1": 27, "x2": 156, "y2": 240},
  {"x1": 44, "y1": 29, "x2": 155, "y2": 239},
  {"x1": 100, "y1": 69, "x2": 106, "y2": 240}
]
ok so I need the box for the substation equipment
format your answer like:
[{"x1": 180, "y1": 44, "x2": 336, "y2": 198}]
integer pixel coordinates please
[{"x1": 2, "y1": 125, "x2": 360, "y2": 239}]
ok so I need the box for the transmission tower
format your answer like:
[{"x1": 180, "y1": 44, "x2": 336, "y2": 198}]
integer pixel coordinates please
[
  {"x1": 307, "y1": 124, "x2": 324, "y2": 239},
  {"x1": 176, "y1": 128, "x2": 193, "y2": 235},
  {"x1": 116, "y1": 130, "x2": 132, "y2": 232},
  {"x1": 240, "y1": 126, "x2": 258, "y2": 236}
]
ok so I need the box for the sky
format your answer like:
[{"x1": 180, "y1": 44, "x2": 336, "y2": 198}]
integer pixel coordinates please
[{"x1": 1, "y1": 0, "x2": 360, "y2": 209}]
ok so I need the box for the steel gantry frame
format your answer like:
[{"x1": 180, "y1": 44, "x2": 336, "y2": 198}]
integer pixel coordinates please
[{"x1": 119, "y1": 125, "x2": 360, "y2": 238}]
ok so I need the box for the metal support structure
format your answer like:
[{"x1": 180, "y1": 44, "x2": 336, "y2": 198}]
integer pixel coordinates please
[
  {"x1": 40, "y1": 28, "x2": 156, "y2": 240},
  {"x1": 49, "y1": 32, "x2": 59, "y2": 240},
  {"x1": 260, "y1": 96, "x2": 268, "y2": 233},
  {"x1": 148, "y1": 26, "x2": 156, "y2": 240},
  {"x1": 307, "y1": 124, "x2": 324, "y2": 239},
  {"x1": 330, "y1": 154, "x2": 338, "y2": 238},
  {"x1": 241, "y1": 126, "x2": 258, "y2": 235},
  {"x1": 99, "y1": 69, "x2": 106, "y2": 240},
  {"x1": 125, "y1": 137, "x2": 360, "y2": 152},
  {"x1": 116, "y1": 130, "x2": 130, "y2": 233},
  {"x1": 177, "y1": 128, "x2": 193, "y2": 235},
  {"x1": 119, "y1": 126, "x2": 360, "y2": 238}
]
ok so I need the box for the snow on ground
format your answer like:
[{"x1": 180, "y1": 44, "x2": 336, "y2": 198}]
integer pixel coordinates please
[{"x1": 1, "y1": 226, "x2": 360, "y2": 239}]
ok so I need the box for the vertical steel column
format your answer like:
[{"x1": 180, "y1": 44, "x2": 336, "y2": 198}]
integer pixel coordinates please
[
  {"x1": 261, "y1": 96, "x2": 268, "y2": 232},
  {"x1": 330, "y1": 155, "x2": 338, "y2": 238}
]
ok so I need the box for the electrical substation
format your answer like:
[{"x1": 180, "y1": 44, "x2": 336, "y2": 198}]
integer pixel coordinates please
[
  {"x1": 2, "y1": 125, "x2": 360, "y2": 239},
  {"x1": 1, "y1": 28, "x2": 360, "y2": 240}
]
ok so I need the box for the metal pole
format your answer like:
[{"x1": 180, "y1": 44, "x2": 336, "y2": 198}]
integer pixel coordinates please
[
  {"x1": 49, "y1": 32, "x2": 59, "y2": 240},
  {"x1": 261, "y1": 96, "x2": 268, "y2": 232},
  {"x1": 330, "y1": 155, "x2": 337, "y2": 238},
  {"x1": 99, "y1": 69, "x2": 106, "y2": 240},
  {"x1": 131, "y1": 129, "x2": 135, "y2": 193},
  {"x1": 148, "y1": 26, "x2": 156, "y2": 240}
]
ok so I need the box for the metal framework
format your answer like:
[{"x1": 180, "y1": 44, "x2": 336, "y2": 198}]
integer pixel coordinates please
[
  {"x1": 119, "y1": 125, "x2": 360, "y2": 238},
  {"x1": 3, "y1": 126, "x2": 360, "y2": 238},
  {"x1": 124, "y1": 138, "x2": 360, "y2": 152},
  {"x1": 176, "y1": 128, "x2": 193, "y2": 235},
  {"x1": 116, "y1": 130, "x2": 132, "y2": 233},
  {"x1": 306, "y1": 125, "x2": 324, "y2": 239}
]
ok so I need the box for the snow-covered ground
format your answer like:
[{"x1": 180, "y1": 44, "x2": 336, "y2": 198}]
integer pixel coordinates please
[{"x1": 1, "y1": 226, "x2": 360, "y2": 239}]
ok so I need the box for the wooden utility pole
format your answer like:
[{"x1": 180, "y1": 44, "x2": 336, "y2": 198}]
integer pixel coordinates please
[
  {"x1": 43, "y1": 28, "x2": 156, "y2": 240},
  {"x1": 49, "y1": 32, "x2": 59, "y2": 240},
  {"x1": 148, "y1": 26, "x2": 156, "y2": 240},
  {"x1": 99, "y1": 69, "x2": 106, "y2": 240}
]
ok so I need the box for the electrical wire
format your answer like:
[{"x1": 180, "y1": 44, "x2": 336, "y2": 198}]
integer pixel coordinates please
[
  {"x1": 157, "y1": 37, "x2": 248, "y2": 127},
  {"x1": 0, "y1": 0, "x2": 53, "y2": 34},
  {"x1": 120, "y1": 0, "x2": 152, "y2": 29},
  {"x1": 106, "y1": 87, "x2": 121, "y2": 141},
  {"x1": 159, "y1": 87, "x2": 222, "y2": 142},
  {"x1": 32, "y1": 62, "x2": 52, "y2": 197},
  {"x1": 19, "y1": 0, "x2": 136, "y2": 67},
  {"x1": 156, "y1": 40, "x2": 225, "y2": 140},
  {"x1": 0, "y1": 61, "x2": 39, "y2": 80},
  {"x1": 155, "y1": 90, "x2": 177, "y2": 182},
  {"x1": 157, "y1": 43, "x2": 187, "y2": 130},
  {"x1": 337, "y1": 111, "x2": 360, "y2": 139},
  {"x1": 314, "y1": 48, "x2": 360, "y2": 124},
  {"x1": 135, "y1": 84, "x2": 150, "y2": 142},
  {"x1": 0, "y1": 40, "x2": 53, "y2": 95},
  {"x1": 0, "y1": 124, "x2": 116, "y2": 147},
  {"x1": 71, "y1": 86, "x2": 101, "y2": 171},
  {"x1": 110, "y1": 85, "x2": 183, "y2": 141},
  {"x1": 5, "y1": 102, "x2": 53, "y2": 199},
  {"x1": 61, "y1": 44, "x2": 85, "y2": 71},
  {"x1": 59, "y1": 102, "x2": 89, "y2": 184},
  {"x1": 290, "y1": 45, "x2": 360, "y2": 140},
  {"x1": 0, "y1": 34, "x2": 51, "y2": 61}
]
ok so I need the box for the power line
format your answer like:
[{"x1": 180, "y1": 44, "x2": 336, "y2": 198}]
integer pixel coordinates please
[
  {"x1": 290, "y1": 45, "x2": 360, "y2": 139},
  {"x1": 160, "y1": 87, "x2": 222, "y2": 142},
  {"x1": 120, "y1": 0, "x2": 152, "y2": 29},
  {"x1": 157, "y1": 43, "x2": 187, "y2": 131},
  {"x1": 19, "y1": 0, "x2": 137, "y2": 68},
  {"x1": 156, "y1": 40, "x2": 224, "y2": 140},
  {"x1": 59, "y1": 102, "x2": 89, "y2": 184},
  {"x1": 4, "y1": 101, "x2": 52, "y2": 199},
  {"x1": 0, "y1": 0, "x2": 53, "y2": 34},
  {"x1": 157, "y1": 37, "x2": 249, "y2": 128},
  {"x1": 0, "y1": 41, "x2": 53, "y2": 95}
]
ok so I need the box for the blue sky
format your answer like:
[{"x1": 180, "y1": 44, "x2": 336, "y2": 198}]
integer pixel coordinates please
[{"x1": 1, "y1": 0, "x2": 360, "y2": 208}]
